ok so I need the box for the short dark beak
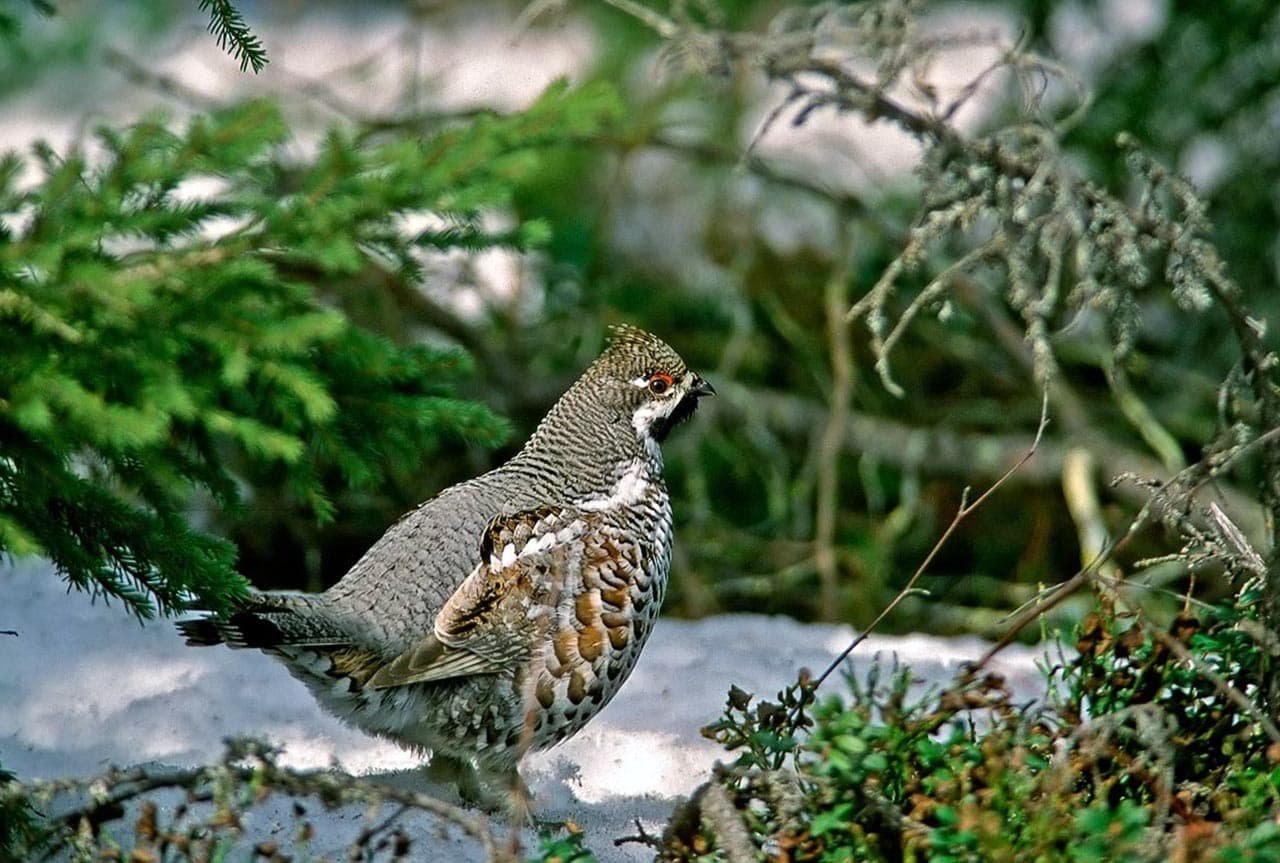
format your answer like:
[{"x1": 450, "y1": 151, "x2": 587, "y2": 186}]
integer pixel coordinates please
[{"x1": 691, "y1": 376, "x2": 716, "y2": 398}]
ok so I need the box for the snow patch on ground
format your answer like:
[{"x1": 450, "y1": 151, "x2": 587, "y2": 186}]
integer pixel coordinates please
[{"x1": 1, "y1": 560, "x2": 1046, "y2": 860}]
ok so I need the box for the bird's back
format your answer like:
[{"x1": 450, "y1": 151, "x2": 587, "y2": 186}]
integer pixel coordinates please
[{"x1": 323, "y1": 456, "x2": 570, "y2": 654}]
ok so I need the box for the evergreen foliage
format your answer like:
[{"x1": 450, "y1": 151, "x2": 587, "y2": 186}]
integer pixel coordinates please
[
  {"x1": 197, "y1": 0, "x2": 266, "y2": 73},
  {"x1": 0, "y1": 82, "x2": 623, "y2": 618},
  {"x1": 0, "y1": 2, "x2": 263, "y2": 71}
]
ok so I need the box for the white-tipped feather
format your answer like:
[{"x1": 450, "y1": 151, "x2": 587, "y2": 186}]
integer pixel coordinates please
[{"x1": 576, "y1": 460, "x2": 648, "y2": 512}]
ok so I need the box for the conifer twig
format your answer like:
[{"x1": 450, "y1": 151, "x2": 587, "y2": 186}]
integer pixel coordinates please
[{"x1": 197, "y1": 0, "x2": 268, "y2": 73}]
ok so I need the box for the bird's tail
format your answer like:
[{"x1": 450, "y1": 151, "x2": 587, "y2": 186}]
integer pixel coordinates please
[{"x1": 178, "y1": 592, "x2": 352, "y2": 650}]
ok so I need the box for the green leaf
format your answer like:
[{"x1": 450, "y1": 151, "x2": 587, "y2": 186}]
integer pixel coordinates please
[{"x1": 862, "y1": 752, "x2": 889, "y2": 772}]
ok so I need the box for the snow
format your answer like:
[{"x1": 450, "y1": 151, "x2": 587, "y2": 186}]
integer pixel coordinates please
[{"x1": 0, "y1": 559, "x2": 1048, "y2": 860}]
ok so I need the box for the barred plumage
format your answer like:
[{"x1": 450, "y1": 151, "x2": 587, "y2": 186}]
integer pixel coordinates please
[{"x1": 178, "y1": 325, "x2": 713, "y2": 806}]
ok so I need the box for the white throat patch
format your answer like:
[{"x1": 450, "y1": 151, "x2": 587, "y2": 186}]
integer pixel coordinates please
[{"x1": 631, "y1": 400, "x2": 670, "y2": 437}]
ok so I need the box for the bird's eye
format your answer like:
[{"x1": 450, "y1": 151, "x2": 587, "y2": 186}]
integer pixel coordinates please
[{"x1": 647, "y1": 372, "x2": 673, "y2": 395}]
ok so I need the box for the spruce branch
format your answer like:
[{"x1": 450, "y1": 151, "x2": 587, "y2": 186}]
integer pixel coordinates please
[
  {"x1": 197, "y1": 0, "x2": 268, "y2": 73},
  {"x1": 1, "y1": 82, "x2": 627, "y2": 617}
]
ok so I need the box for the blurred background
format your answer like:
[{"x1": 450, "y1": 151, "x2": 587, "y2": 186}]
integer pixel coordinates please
[{"x1": 5, "y1": 0, "x2": 1277, "y2": 636}]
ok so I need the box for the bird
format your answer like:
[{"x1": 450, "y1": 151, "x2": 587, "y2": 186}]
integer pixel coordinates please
[{"x1": 179, "y1": 324, "x2": 714, "y2": 808}]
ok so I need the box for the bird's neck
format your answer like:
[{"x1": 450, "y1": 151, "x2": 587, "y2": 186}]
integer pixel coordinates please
[{"x1": 519, "y1": 402, "x2": 664, "y2": 500}]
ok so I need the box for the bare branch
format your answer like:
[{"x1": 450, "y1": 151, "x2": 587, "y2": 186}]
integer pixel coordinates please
[
  {"x1": 812, "y1": 389, "x2": 1049, "y2": 690},
  {"x1": 12, "y1": 738, "x2": 503, "y2": 859}
]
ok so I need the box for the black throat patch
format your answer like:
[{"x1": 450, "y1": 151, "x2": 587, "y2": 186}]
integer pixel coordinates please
[{"x1": 650, "y1": 392, "x2": 701, "y2": 443}]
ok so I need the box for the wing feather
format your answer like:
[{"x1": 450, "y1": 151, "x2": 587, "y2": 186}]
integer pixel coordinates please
[{"x1": 367, "y1": 506, "x2": 589, "y2": 690}]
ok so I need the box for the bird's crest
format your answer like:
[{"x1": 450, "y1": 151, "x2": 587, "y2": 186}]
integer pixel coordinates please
[
  {"x1": 594, "y1": 324, "x2": 685, "y2": 378},
  {"x1": 606, "y1": 323, "x2": 664, "y2": 351}
]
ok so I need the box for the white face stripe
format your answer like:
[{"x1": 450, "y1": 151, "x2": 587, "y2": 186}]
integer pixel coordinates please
[{"x1": 631, "y1": 400, "x2": 667, "y2": 435}]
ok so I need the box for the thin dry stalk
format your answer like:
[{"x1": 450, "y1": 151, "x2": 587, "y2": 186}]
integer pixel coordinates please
[
  {"x1": 813, "y1": 389, "x2": 1050, "y2": 690},
  {"x1": 813, "y1": 219, "x2": 857, "y2": 620}
]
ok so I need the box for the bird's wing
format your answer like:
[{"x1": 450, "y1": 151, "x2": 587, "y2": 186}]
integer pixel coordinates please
[{"x1": 367, "y1": 506, "x2": 589, "y2": 689}]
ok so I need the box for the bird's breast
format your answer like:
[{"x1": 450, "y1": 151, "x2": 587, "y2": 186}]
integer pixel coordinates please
[{"x1": 518, "y1": 470, "x2": 672, "y2": 749}]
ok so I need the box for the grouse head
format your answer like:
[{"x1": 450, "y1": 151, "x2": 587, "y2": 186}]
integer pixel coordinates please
[
  {"x1": 530, "y1": 325, "x2": 714, "y2": 456},
  {"x1": 596, "y1": 324, "x2": 715, "y2": 444}
]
